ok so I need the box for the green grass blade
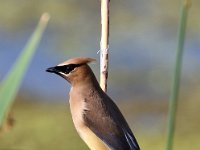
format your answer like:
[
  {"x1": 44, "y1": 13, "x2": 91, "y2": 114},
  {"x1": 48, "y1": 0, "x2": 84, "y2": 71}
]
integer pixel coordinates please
[
  {"x1": 0, "y1": 13, "x2": 50, "y2": 127},
  {"x1": 166, "y1": 1, "x2": 191, "y2": 150}
]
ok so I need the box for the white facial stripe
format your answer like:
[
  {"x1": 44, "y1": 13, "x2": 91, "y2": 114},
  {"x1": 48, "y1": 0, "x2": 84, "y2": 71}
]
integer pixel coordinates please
[
  {"x1": 57, "y1": 63, "x2": 67, "y2": 66},
  {"x1": 60, "y1": 72, "x2": 67, "y2": 76}
]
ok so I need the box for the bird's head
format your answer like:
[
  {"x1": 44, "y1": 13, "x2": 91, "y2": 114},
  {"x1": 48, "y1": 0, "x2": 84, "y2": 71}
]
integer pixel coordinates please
[{"x1": 46, "y1": 57, "x2": 96, "y2": 85}]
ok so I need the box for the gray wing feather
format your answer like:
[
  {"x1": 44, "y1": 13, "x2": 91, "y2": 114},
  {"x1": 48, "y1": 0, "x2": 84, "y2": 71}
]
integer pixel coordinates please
[{"x1": 83, "y1": 93, "x2": 140, "y2": 150}]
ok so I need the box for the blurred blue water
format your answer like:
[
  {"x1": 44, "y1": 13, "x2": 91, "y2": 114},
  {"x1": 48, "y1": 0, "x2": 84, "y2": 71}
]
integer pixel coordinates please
[{"x1": 0, "y1": 22, "x2": 199, "y2": 102}]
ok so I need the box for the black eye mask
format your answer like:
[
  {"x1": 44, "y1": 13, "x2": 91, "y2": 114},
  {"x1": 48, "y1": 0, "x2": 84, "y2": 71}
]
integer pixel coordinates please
[{"x1": 54, "y1": 64, "x2": 81, "y2": 74}]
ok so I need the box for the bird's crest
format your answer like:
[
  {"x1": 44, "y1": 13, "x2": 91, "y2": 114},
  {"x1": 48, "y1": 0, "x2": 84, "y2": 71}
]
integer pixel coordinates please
[{"x1": 58, "y1": 57, "x2": 96, "y2": 66}]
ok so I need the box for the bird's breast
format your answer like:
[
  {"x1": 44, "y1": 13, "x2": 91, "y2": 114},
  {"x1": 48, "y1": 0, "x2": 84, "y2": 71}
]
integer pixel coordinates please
[{"x1": 69, "y1": 91, "x2": 108, "y2": 150}]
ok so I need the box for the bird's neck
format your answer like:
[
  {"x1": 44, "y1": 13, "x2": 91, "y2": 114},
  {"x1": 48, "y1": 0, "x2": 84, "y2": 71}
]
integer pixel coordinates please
[
  {"x1": 73, "y1": 76, "x2": 100, "y2": 90},
  {"x1": 69, "y1": 71, "x2": 103, "y2": 104},
  {"x1": 70, "y1": 65, "x2": 100, "y2": 89}
]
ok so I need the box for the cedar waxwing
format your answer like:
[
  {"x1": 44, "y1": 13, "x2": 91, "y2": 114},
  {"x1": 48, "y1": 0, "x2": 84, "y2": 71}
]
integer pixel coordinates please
[{"x1": 46, "y1": 57, "x2": 140, "y2": 150}]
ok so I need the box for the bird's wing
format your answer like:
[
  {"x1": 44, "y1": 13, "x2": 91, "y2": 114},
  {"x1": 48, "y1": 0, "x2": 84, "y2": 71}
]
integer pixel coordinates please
[{"x1": 83, "y1": 96, "x2": 140, "y2": 150}]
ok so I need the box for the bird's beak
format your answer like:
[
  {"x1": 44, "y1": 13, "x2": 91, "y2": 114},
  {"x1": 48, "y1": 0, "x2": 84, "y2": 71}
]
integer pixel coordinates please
[
  {"x1": 46, "y1": 66, "x2": 58, "y2": 74},
  {"x1": 46, "y1": 66, "x2": 67, "y2": 80}
]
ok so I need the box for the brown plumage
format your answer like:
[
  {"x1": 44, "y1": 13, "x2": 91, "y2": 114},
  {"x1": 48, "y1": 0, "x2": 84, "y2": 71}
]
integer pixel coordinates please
[{"x1": 46, "y1": 57, "x2": 140, "y2": 150}]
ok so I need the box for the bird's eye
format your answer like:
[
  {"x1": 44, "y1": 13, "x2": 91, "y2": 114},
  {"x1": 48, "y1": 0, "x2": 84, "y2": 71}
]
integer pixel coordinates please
[
  {"x1": 55, "y1": 64, "x2": 81, "y2": 74},
  {"x1": 65, "y1": 64, "x2": 76, "y2": 73}
]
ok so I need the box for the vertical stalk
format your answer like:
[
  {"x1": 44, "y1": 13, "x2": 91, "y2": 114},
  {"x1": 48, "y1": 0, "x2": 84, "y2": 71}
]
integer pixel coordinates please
[
  {"x1": 100, "y1": 0, "x2": 110, "y2": 92},
  {"x1": 166, "y1": 1, "x2": 191, "y2": 150}
]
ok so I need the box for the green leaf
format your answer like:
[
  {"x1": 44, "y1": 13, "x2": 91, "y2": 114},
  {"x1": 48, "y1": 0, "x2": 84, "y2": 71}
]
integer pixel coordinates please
[
  {"x1": 0, "y1": 13, "x2": 50, "y2": 128},
  {"x1": 166, "y1": 1, "x2": 191, "y2": 150}
]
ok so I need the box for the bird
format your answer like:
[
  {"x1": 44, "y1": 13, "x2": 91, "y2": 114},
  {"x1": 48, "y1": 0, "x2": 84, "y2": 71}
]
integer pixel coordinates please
[{"x1": 46, "y1": 57, "x2": 140, "y2": 150}]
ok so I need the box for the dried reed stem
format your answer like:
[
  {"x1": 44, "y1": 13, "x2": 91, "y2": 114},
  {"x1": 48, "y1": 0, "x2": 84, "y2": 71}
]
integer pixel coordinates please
[{"x1": 100, "y1": 0, "x2": 110, "y2": 92}]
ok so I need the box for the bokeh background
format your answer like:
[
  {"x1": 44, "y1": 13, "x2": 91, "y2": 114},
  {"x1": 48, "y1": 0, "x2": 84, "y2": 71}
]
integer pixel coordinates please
[{"x1": 0, "y1": 0, "x2": 200, "y2": 149}]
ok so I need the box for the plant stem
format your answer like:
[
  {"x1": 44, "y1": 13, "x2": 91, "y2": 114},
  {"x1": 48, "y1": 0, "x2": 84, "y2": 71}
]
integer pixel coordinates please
[
  {"x1": 100, "y1": 0, "x2": 110, "y2": 92},
  {"x1": 166, "y1": 1, "x2": 191, "y2": 150}
]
